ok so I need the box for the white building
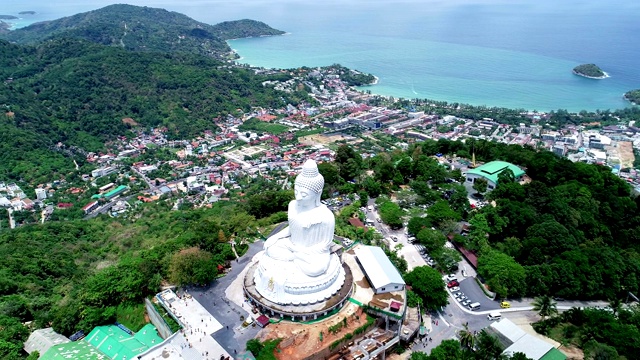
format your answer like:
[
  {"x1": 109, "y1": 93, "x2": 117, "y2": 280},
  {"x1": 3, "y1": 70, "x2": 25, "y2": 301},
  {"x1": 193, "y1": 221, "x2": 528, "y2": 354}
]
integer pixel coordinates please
[
  {"x1": 355, "y1": 245, "x2": 405, "y2": 294},
  {"x1": 23, "y1": 328, "x2": 70, "y2": 356},
  {"x1": 91, "y1": 166, "x2": 117, "y2": 178},
  {"x1": 35, "y1": 188, "x2": 47, "y2": 200},
  {"x1": 489, "y1": 318, "x2": 566, "y2": 360}
]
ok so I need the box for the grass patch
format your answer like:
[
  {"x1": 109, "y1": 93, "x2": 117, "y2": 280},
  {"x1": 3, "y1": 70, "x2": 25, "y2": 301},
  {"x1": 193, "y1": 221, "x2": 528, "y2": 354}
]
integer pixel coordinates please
[
  {"x1": 116, "y1": 303, "x2": 147, "y2": 332},
  {"x1": 295, "y1": 128, "x2": 325, "y2": 138},
  {"x1": 239, "y1": 118, "x2": 289, "y2": 135},
  {"x1": 152, "y1": 301, "x2": 182, "y2": 333}
]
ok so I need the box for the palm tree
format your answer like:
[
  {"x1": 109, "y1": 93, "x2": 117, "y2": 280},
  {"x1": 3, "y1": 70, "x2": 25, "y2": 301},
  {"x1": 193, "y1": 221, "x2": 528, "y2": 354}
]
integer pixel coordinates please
[
  {"x1": 458, "y1": 322, "x2": 476, "y2": 350},
  {"x1": 608, "y1": 297, "x2": 622, "y2": 317},
  {"x1": 475, "y1": 330, "x2": 507, "y2": 360},
  {"x1": 532, "y1": 295, "x2": 558, "y2": 320}
]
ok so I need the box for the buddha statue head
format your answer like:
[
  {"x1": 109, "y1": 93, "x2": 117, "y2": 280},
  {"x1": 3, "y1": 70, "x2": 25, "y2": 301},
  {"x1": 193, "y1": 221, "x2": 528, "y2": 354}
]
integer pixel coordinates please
[{"x1": 294, "y1": 160, "x2": 324, "y2": 207}]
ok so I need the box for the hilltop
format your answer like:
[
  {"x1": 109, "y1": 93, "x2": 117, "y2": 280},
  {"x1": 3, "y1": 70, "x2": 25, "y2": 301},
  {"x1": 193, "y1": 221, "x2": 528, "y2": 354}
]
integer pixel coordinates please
[{"x1": 0, "y1": 4, "x2": 284, "y2": 59}]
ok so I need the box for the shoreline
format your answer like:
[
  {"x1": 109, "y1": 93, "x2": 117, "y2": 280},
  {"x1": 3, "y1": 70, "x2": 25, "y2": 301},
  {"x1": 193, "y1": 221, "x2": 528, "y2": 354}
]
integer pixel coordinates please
[{"x1": 623, "y1": 94, "x2": 638, "y2": 106}]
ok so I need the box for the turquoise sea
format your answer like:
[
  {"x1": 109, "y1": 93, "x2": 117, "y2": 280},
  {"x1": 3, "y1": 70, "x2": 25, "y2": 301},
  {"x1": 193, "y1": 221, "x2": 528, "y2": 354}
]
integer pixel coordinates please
[{"x1": 2, "y1": 0, "x2": 640, "y2": 112}]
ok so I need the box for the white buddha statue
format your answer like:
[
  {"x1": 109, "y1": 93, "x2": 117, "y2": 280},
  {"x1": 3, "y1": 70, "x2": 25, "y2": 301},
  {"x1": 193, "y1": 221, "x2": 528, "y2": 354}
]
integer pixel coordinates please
[{"x1": 254, "y1": 159, "x2": 345, "y2": 305}]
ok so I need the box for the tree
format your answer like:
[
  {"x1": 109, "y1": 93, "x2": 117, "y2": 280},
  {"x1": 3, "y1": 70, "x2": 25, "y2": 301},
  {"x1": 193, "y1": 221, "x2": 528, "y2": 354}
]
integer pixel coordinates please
[
  {"x1": 477, "y1": 250, "x2": 527, "y2": 298},
  {"x1": 409, "y1": 352, "x2": 429, "y2": 360},
  {"x1": 362, "y1": 176, "x2": 383, "y2": 197},
  {"x1": 427, "y1": 200, "x2": 461, "y2": 226},
  {"x1": 458, "y1": 322, "x2": 475, "y2": 350},
  {"x1": 531, "y1": 295, "x2": 558, "y2": 320},
  {"x1": 404, "y1": 266, "x2": 448, "y2": 310},
  {"x1": 432, "y1": 247, "x2": 462, "y2": 273},
  {"x1": 417, "y1": 228, "x2": 446, "y2": 253},
  {"x1": 468, "y1": 213, "x2": 491, "y2": 252},
  {"x1": 472, "y1": 177, "x2": 488, "y2": 195},
  {"x1": 425, "y1": 339, "x2": 463, "y2": 360},
  {"x1": 408, "y1": 216, "x2": 430, "y2": 236},
  {"x1": 335, "y1": 145, "x2": 362, "y2": 180},
  {"x1": 318, "y1": 162, "x2": 341, "y2": 186},
  {"x1": 167, "y1": 247, "x2": 218, "y2": 285},
  {"x1": 497, "y1": 168, "x2": 516, "y2": 185},
  {"x1": 378, "y1": 201, "x2": 404, "y2": 229},
  {"x1": 583, "y1": 340, "x2": 620, "y2": 360},
  {"x1": 406, "y1": 290, "x2": 423, "y2": 308},
  {"x1": 475, "y1": 330, "x2": 506, "y2": 360}
]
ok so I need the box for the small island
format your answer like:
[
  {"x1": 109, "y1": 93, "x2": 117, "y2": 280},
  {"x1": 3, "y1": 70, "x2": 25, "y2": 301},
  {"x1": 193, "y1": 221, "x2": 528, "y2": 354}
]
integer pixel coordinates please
[
  {"x1": 0, "y1": 15, "x2": 19, "y2": 20},
  {"x1": 18, "y1": 11, "x2": 37, "y2": 15},
  {"x1": 624, "y1": 89, "x2": 640, "y2": 105},
  {"x1": 572, "y1": 63, "x2": 607, "y2": 79}
]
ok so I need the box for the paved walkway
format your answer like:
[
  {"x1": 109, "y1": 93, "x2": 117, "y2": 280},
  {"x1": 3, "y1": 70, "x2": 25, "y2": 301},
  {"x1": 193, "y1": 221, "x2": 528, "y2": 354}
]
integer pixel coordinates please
[{"x1": 159, "y1": 290, "x2": 230, "y2": 359}]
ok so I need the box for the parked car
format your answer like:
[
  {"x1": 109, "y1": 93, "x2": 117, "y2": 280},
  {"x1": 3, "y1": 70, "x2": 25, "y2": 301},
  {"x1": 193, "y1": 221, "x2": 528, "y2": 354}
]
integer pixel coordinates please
[
  {"x1": 457, "y1": 295, "x2": 468, "y2": 302},
  {"x1": 449, "y1": 286, "x2": 460, "y2": 292},
  {"x1": 461, "y1": 299, "x2": 471, "y2": 306},
  {"x1": 446, "y1": 274, "x2": 458, "y2": 282},
  {"x1": 454, "y1": 292, "x2": 465, "y2": 298},
  {"x1": 500, "y1": 301, "x2": 511, "y2": 309},
  {"x1": 447, "y1": 280, "x2": 460, "y2": 288},
  {"x1": 391, "y1": 235, "x2": 398, "y2": 242}
]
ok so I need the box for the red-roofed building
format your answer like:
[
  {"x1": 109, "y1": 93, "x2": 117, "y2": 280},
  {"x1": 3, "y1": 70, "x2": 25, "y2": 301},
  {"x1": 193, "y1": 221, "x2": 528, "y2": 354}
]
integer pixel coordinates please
[
  {"x1": 256, "y1": 315, "x2": 270, "y2": 328},
  {"x1": 348, "y1": 218, "x2": 368, "y2": 232},
  {"x1": 82, "y1": 201, "x2": 100, "y2": 214},
  {"x1": 57, "y1": 202, "x2": 73, "y2": 209},
  {"x1": 390, "y1": 301, "x2": 402, "y2": 312}
]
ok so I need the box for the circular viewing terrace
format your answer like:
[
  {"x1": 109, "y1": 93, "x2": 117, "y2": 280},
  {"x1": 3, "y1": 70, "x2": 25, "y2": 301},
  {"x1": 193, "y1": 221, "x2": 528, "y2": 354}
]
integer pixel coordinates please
[{"x1": 244, "y1": 262, "x2": 353, "y2": 322}]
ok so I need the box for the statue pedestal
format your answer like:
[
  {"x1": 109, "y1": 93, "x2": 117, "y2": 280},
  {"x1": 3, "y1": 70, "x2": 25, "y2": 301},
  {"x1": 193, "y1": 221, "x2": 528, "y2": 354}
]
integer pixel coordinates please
[
  {"x1": 244, "y1": 259, "x2": 353, "y2": 320},
  {"x1": 253, "y1": 251, "x2": 345, "y2": 305}
]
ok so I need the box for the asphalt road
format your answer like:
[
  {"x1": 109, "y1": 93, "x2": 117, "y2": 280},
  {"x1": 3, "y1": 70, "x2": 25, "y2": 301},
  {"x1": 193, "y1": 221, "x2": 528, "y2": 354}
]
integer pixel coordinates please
[{"x1": 457, "y1": 278, "x2": 501, "y2": 311}]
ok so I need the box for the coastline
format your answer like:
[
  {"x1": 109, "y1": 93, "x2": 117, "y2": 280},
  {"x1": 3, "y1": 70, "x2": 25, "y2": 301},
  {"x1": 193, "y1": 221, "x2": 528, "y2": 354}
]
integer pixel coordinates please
[{"x1": 623, "y1": 94, "x2": 638, "y2": 106}]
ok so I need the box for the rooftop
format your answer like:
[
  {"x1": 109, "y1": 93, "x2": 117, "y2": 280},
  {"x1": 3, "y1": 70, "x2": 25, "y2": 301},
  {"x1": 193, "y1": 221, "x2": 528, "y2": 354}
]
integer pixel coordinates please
[
  {"x1": 23, "y1": 327, "x2": 70, "y2": 355},
  {"x1": 85, "y1": 324, "x2": 161, "y2": 360},
  {"x1": 40, "y1": 340, "x2": 108, "y2": 360},
  {"x1": 354, "y1": 245, "x2": 405, "y2": 289},
  {"x1": 466, "y1": 161, "x2": 525, "y2": 184}
]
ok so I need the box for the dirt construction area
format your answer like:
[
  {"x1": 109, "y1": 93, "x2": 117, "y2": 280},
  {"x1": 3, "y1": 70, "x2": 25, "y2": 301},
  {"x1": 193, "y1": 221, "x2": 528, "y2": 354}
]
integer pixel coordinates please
[
  {"x1": 616, "y1": 141, "x2": 635, "y2": 169},
  {"x1": 298, "y1": 134, "x2": 345, "y2": 146},
  {"x1": 256, "y1": 303, "x2": 369, "y2": 360}
]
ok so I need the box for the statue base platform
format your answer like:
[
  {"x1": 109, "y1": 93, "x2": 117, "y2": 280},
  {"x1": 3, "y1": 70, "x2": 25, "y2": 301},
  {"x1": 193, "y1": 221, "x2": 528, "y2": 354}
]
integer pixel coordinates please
[{"x1": 244, "y1": 262, "x2": 353, "y2": 321}]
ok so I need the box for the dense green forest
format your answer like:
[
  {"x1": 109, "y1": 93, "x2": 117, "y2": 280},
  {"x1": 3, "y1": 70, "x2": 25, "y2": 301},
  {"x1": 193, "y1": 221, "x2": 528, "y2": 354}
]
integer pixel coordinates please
[
  {"x1": 0, "y1": 4, "x2": 283, "y2": 59},
  {"x1": 0, "y1": 38, "x2": 310, "y2": 182},
  {"x1": 572, "y1": 63, "x2": 606, "y2": 78},
  {"x1": 332, "y1": 139, "x2": 640, "y2": 301}
]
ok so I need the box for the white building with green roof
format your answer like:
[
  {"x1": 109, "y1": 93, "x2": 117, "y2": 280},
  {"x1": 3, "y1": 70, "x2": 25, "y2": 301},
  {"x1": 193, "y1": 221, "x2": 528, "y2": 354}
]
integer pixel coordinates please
[{"x1": 465, "y1": 161, "x2": 525, "y2": 190}]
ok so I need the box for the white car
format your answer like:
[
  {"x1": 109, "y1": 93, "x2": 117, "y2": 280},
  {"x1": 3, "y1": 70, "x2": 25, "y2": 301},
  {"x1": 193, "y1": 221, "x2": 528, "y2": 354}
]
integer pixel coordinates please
[
  {"x1": 391, "y1": 235, "x2": 398, "y2": 242},
  {"x1": 449, "y1": 286, "x2": 460, "y2": 292},
  {"x1": 446, "y1": 274, "x2": 458, "y2": 282}
]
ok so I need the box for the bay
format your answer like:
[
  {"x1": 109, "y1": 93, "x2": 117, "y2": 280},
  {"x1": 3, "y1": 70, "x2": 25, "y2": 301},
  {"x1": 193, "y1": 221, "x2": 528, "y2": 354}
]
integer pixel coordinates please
[{"x1": 3, "y1": 0, "x2": 640, "y2": 112}]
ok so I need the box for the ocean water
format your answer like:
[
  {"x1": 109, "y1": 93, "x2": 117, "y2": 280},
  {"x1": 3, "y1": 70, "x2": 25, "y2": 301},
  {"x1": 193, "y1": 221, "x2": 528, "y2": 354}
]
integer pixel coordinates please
[{"x1": 2, "y1": 0, "x2": 640, "y2": 112}]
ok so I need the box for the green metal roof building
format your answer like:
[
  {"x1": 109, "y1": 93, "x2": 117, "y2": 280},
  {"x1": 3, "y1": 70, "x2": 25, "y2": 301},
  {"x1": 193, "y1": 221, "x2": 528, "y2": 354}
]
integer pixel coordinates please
[
  {"x1": 465, "y1": 161, "x2": 525, "y2": 189},
  {"x1": 85, "y1": 324, "x2": 162, "y2": 360},
  {"x1": 40, "y1": 340, "x2": 108, "y2": 360},
  {"x1": 92, "y1": 185, "x2": 129, "y2": 200}
]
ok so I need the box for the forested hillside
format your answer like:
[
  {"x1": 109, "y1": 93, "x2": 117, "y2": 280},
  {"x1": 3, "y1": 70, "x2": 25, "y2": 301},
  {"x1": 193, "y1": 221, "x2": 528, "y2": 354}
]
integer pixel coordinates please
[
  {"x1": 0, "y1": 175, "x2": 294, "y2": 359},
  {"x1": 0, "y1": 4, "x2": 284, "y2": 59},
  {"x1": 0, "y1": 38, "x2": 309, "y2": 182}
]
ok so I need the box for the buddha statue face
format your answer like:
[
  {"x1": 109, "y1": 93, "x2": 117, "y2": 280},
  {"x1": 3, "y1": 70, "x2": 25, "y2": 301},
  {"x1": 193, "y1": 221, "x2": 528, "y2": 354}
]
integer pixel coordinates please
[
  {"x1": 294, "y1": 160, "x2": 324, "y2": 208},
  {"x1": 295, "y1": 184, "x2": 319, "y2": 208}
]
